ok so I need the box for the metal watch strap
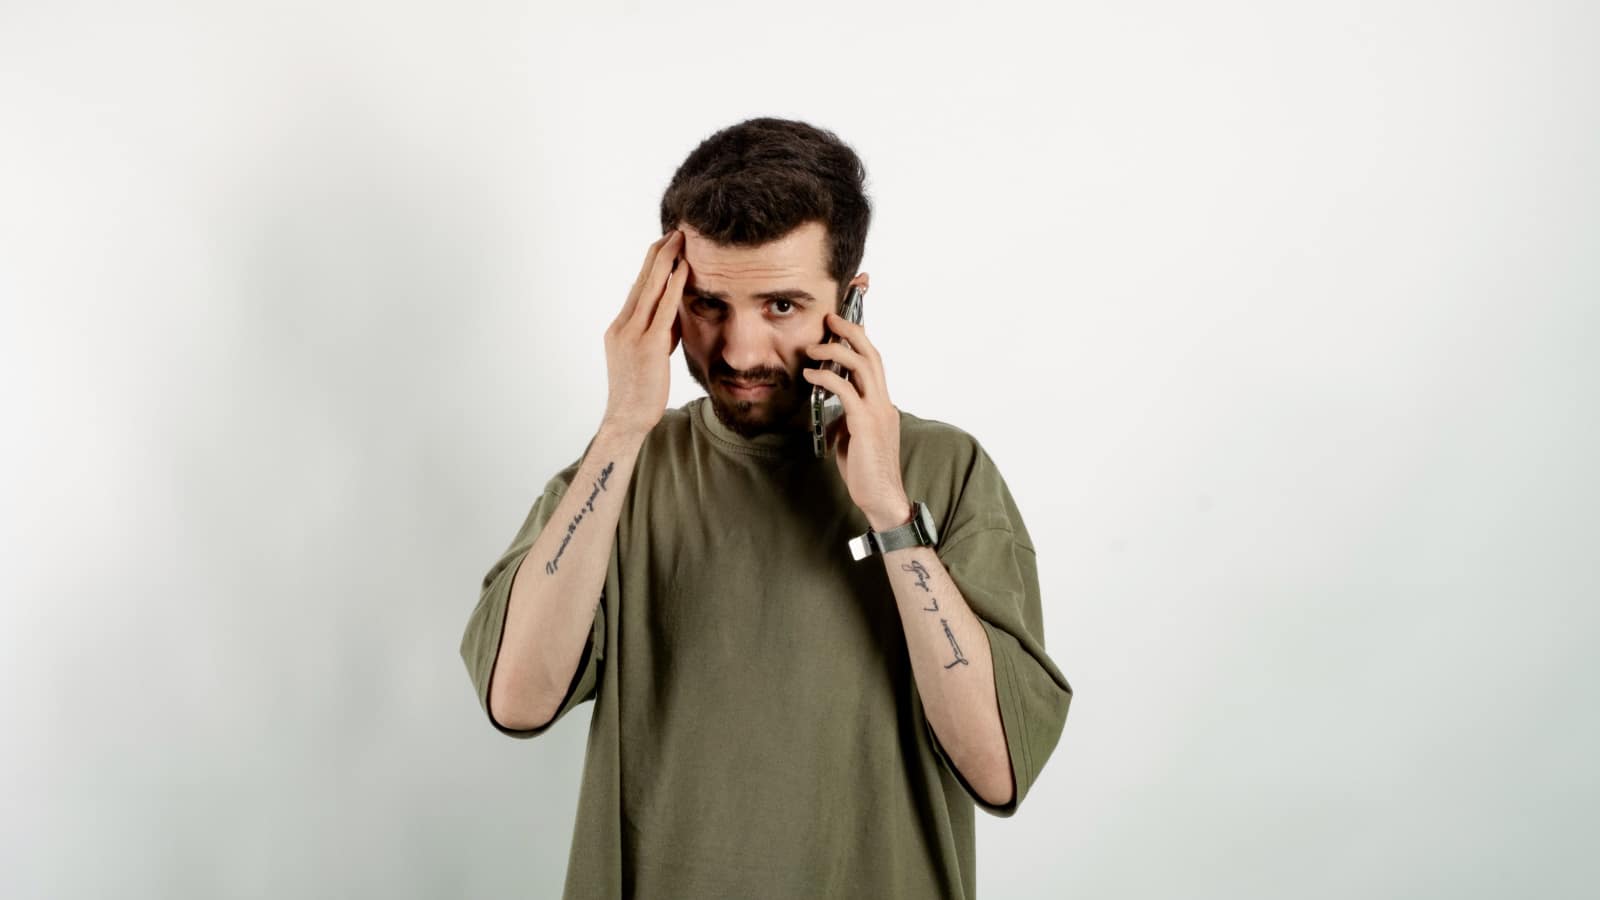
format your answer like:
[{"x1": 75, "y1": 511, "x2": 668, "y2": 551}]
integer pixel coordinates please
[{"x1": 847, "y1": 501, "x2": 939, "y2": 561}]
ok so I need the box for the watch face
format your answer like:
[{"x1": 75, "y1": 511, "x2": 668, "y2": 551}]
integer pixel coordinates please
[{"x1": 914, "y1": 502, "x2": 938, "y2": 544}]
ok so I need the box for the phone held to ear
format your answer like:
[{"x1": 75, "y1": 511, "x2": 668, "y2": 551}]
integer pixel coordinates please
[{"x1": 810, "y1": 284, "x2": 866, "y2": 458}]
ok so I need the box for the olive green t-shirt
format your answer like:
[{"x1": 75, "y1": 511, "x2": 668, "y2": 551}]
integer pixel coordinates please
[{"x1": 460, "y1": 397, "x2": 1073, "y2": 899}]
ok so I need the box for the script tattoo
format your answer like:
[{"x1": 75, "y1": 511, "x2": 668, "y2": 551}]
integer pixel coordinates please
[
  {"x1": 544, "y1": 461, "x2": 616, "y2": 575},
  {"x1": 940, "y1": 618, "x2": 970, "y2": 669},
  {"x1": 901, "y1": 560, "x2": 931, "y2": 591},
  {"x1": 901, "y1": 559, "x2": 939, "y2": 610}
]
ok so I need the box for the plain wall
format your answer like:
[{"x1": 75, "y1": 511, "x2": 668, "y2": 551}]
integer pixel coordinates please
[{"x1": 1, "y1": 1, "x2": 1595, "y2": 897}]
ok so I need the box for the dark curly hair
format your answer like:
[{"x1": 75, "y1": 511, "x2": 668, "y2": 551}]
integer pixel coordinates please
[{"x1": 659, "y1": 117, "x2": 872, "y2": 306}]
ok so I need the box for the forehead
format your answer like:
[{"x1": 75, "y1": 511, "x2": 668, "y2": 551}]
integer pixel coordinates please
[{"x1": 678, "y1": 220, "x2": 831, "y2": 297}]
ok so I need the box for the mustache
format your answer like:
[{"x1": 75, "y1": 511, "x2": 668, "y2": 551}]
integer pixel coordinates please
[{"x1": 712, "y1": 367, "x2": 791, "y2": 387}]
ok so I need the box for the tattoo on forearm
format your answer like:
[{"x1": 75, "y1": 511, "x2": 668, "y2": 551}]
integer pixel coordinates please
[
  {"x1": 940, "y1": 618, "x2": 969, "y2": 668},
  {"x1": 901, "y1": 560, "x2": 931, "y2": 592},
  {"x1": 544, "y1": 461, "x2": 616, "y2": 575},
  {"x1": 901, "y1": 559, "x2": 939, "y2": 609}
]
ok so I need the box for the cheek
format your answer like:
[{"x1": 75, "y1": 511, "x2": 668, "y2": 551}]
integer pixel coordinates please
[
  {"x1": 683, "y1": 311, "x2": 719, "y2": 336},
  {"x1": 783, "y1": 343, "x2": 813, "y2": 372},
  {"x1": 679, "y1": 322, "x2": 718, "y2": 367},
  {"x1": 678, "y1": 313, "x2": 708, "y2": 342}
]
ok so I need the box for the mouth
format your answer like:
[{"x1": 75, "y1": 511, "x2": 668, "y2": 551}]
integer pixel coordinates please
[{"x1": 722, "y1": 379, "x2": 776, "y2": 399}]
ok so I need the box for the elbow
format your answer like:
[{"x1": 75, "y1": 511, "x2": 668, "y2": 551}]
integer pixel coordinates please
[
  {"x1": 488, "y1": 676, "x2": 556, "y2": 733},
  {"x1": 489, "y1": 699, "x2": 545, "y2": 733},
  {"x1": 952, "y1": 741, "x2": 1015, "y2": 808},
  {"x1": 974, "y1": 760, "x2": 1016, "y2": 808}
]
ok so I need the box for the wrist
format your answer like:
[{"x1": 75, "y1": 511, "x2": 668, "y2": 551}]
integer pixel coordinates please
[
  {"x1": 865, "y1": 498, "x2": 914, "y2": 533},
  {"x1": 597, "y1": 415, "x2": 651, "y2": 447},
  {"x1": 847, "y1": 499, "x2": 939, "y2": 562}
]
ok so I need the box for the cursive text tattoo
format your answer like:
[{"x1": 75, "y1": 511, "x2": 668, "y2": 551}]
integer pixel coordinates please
[
  {"x1": 545, "y1": 461, "x2": 616, "y2": 575},
  {"x1": 923, "y1": 594, "x2": 940, "y2": 612},
  {"x1": 901, "y1": 560, "x2": 931, "y2": 592},
  {"x1": 940, "y1": 618, "x2": 970, "y2": 669}
]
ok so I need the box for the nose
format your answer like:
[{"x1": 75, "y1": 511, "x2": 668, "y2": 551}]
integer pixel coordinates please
[{"x1": 716, "y1": 308, "x2": 773, "y2": 376}]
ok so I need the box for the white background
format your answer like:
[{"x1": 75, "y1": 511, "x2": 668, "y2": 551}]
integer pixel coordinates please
[{"x1": 2, "y1": 1, "x2": 1595, "y2": 897}]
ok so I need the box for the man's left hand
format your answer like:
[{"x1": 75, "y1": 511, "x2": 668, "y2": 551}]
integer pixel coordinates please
[{"x1": 802, "y1": 311, "x2": 913, "y2": 531}]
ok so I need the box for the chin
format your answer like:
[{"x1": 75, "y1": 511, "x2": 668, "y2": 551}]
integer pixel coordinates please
[
  {"x1": 711, "y1": 390, "x2": 803, "y2": 436},
  {"x1": 712, "y1": 396, "x2": 777, "y2": 428}
]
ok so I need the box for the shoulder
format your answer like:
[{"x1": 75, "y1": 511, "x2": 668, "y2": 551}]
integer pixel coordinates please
[
  {"x1": 895, "y1": 408, "x2": 1004, "y2": 511},
  {"x1": 897, "y1": 407, "x2": 988, "y2": 473},
  {"x1": 896, "y1": 408, "x2": 1027, "y2": 536}
]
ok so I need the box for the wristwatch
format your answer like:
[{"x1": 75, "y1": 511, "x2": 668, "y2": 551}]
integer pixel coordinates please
[{"x1": 847, "y1": 500, "x2": 939, "y2": 561}]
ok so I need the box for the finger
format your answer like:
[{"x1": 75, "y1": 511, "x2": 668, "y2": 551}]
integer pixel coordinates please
[
  {"x1": 627, "y1": 231, "x2": 683, "y2": 332},
  {"x1": 805, "y1": 341, "x2": 881, "y2": 402},
  {"x1": 827, "y1": 415, "x2": 850, "y2": 458},
  {"x1": 843, "y1": 316, "x2": 888, "y2": 399},
  {"x1": 614, "y1": 231, "x2": 678, "y2": 328},
  {"x1": 613, "y1": 232, "x2": 671, "y2": 328},
  {"x1": 801, "y1": 368, "x2": 866, "y2": 419},
  {"x1": 824, "y1": 413, "x2": 848, "y2": 445},
  {"x1": 825, "y1": 311, "x2": 882, "y2": 366},
  {"x1": 649, "y1": 252, "x2": 688, "y2": 336}
]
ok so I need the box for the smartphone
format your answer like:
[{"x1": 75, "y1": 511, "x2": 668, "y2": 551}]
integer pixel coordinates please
[{"x1": 811, "y1": 284, "x2": 867, "y2": 457}]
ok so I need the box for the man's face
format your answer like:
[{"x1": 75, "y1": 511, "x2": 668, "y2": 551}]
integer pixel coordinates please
[{"x1": 676, "y1": 219, "x2": 868, "y2": 438}]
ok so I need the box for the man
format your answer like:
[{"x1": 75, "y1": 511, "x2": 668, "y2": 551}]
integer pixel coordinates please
[{"x1": 460, "y1": 117, "x2": 1073, "y2": 899}]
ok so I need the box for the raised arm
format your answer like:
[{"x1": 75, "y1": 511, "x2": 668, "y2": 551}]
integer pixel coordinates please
[{"x1": 464, "y1": 226, "x2": 690, "y2": 734}]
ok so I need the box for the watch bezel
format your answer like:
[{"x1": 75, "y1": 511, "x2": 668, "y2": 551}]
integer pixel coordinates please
[{"x1": 911, "y1": 501, "x2": 938, "y2": 545}]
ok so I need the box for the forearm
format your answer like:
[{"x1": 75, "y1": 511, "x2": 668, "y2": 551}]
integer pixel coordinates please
[
  {"x1": 490, "y1": 420, "x2": 643, "y2": 729},
  {"x1": 879, "y1": 536, "x2": 1014, "y2": 807}
]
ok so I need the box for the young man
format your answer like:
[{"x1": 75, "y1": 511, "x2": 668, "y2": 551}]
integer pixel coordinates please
[{"x1": 460, "y1": 117, "x2": 1073, "y2": 899}]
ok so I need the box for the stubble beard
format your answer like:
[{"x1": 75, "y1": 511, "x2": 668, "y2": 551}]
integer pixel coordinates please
[{"x1": 684, "y1": 354, "x2": 810, "y2": 439}]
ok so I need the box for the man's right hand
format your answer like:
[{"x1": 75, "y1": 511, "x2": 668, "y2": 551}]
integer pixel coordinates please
[{"x1": 602, "y1": 228, "x2": 688, "y2": 439}]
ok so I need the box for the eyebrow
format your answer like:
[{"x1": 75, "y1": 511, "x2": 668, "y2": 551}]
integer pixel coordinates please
[{"x1": 685, "y1": 286, "x2": 818, "y2": 305}]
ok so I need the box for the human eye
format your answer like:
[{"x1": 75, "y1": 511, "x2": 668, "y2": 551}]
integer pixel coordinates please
[
  {"x1": 691, "y1": 296, "x2": 726, "y2": 318},
  {"x1": 771, "y1": 299, "x2": 797, "y2": 316}
]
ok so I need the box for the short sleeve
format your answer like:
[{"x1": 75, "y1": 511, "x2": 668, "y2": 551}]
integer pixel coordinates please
[
  {"x1": 459, "y1": 455, "x2": 608, "y2": 740},
  {"x1": 926, "y1": 446, "x2": 1073, "y2": 816}
]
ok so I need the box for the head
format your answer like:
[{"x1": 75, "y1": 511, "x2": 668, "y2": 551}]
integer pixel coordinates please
[{"x1": 659, "y1": 117, "x2": 872, "y2": 438}]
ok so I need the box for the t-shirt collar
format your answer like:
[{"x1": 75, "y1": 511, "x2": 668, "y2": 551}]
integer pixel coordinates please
[{"x1": 693, "y1": 396, "x2": 815, "y2": 459}]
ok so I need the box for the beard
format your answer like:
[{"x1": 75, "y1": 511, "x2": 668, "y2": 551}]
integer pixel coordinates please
[{"x1": 684, "y1": 353, "x2": 812, "y2": 439}]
